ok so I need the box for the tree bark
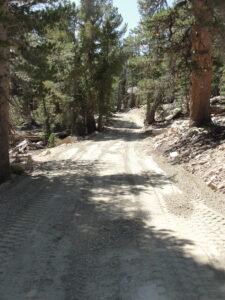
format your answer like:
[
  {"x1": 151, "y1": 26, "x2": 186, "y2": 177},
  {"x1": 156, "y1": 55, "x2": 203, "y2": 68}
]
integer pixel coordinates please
[
  {"x1": 145, "y1": 108, "x2": 155, "y2": 125},
  {"x1": 116, "y1": 82, "x2": 122, "y2": 111},
  {"x1": 120, "y1": 68, "x2": 128, "y2": 109},
  {"x1": 98, "y1": 113, "x2": 103, "y2": 132},
  {"x1": 145, "y1": 90, "x2": 163, "y2": 125},
  {"x1": 98, "y1": 88, "x2": 105, "y2": 132},
  {"x1": 145, "y1": 93, "x2": 156, "y2": 125},
  {"x1": 0, "y1": 0, "x2": 10, "y2": 183},
  {"x1": 135, "y1": 95, "x2": 141, "y2": 108},
  {"x1": 42, "y1": 97, "x2": 51, "y2": 140},
  {"x1": 86, "y1": 112, "x2": 96, "y2": 134},
  {"x1": 189, "y1": 0, "x2": 213, "y2": 127}
]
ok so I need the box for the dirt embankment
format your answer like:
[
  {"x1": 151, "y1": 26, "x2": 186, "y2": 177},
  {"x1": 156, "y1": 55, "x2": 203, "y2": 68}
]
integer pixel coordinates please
[{"x1": 127, "y1": 106, "x2": 225, "y2": 197}]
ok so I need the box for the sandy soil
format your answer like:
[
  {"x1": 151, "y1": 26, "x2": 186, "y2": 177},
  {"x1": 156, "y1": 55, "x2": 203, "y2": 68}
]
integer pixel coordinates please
[{"x1": 0, "y1": 111, "x2": 224, "y2": 299}]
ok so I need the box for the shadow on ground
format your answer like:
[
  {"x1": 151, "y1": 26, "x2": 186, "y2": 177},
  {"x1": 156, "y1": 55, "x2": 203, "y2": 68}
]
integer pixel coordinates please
[
  {"x1": 89, "y1": 116, "x2": 148, "y2": 142},
  {"x1": 0, "y1": 159, "x2": 224, "y2": 299},
  {"x1": 165, "y1": 124, "x2": 225, "y2": 165}
]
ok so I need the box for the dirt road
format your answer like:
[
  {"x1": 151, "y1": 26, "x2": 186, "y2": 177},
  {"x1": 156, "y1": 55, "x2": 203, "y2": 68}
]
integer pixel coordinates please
[{"x1": 0, "y1": 112, "x2": 225, "y2": 299}]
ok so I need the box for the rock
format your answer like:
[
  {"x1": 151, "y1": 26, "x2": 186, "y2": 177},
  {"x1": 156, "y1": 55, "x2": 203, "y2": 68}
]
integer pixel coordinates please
[
  {"x1": 40, "y1": 150, "x2": 51, "y2": 156},
  {"x1": 218, "y1": 145, "x2": 225, "y2": 151},
  {"x1": 15, "y1": 139, "x2": 31, "y2": 153},
  {"x1": 154, "y1": 141, "x2": 162, "y2": 149},
  {"x1": 170, "y1": 151, "x2": 179, "y2": 158},
  {"x1": 211, "y1": 106, "x2": 225, "y2": 115},
  {"x1": 206, "y1": 174, "x2": 218, "y2": 190},
  {"x1": 55, "y1": 131, "x2": 71, "y2": 139},
  {"x1": 209, "y1": 175, "x2": 217, "y2": 181},
  {"x1": 165, "y1": 108, "x2": 182, "y2": 121},
  {"x1": 217, "y1": 183, "x2": 225, "y2": 190},
  {"x1": 142, "y1": 126, "x2": 152, "y2": 134},
  {"x1": 11, "y1": 162, "x2": 26, "y2": 175},
  {"x1": 186, "y1": 128, "x2": 200, "y2": 138},
  {"x1": 35, "y1": 141, "x2": 44, "y2": 149},
  {"x1": 210, "y1": 95, "x2": 225, "y2": 105},
  {"x1": 56, "y1": 136, "x2": 78, "y2": 146},
  {"x1": 170, "y1": 120, "x2": 189, "y2": 133},
  {"x1": 11, "y1": 138, "x2": 43, "y2": 154},
  {"x1": 207, "y1": 182, "x2": 217, "y2": 191},
  {"x1": 181, "y1": 150, "x2": 190, "y2": 157},
  {"x1": 10, "y1": 153, "x2": 33, "y2": 174},
  {"x1": 152, "y1": 128, "x2": 168, "y2": 136}
]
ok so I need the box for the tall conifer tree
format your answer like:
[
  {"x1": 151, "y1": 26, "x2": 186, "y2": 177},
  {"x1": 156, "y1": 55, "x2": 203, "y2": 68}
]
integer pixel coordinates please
[
  {"x1": 138, "y1": 0, "x2": 225, "y2": 126},
  {"x1": 0, "y1": 0, "x2": 59, "y2": 183}
]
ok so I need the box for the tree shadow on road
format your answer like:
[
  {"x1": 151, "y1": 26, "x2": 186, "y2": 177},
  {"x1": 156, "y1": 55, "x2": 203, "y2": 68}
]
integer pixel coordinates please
[
  {"x1": 89, "y1": 116, "x2": 148, "y2": 142},
  {"x1": 0, "y1": 160, "x2": 225, "y2": 300}
]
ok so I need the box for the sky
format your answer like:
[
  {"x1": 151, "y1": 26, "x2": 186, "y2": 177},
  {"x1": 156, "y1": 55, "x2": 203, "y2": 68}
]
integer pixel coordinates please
[
  {"x1": 74, "y1": 0, "x2": 174, "y2": 35},
  {"x1": 113, "y1": 0, "x2": 174, "y2": 34},
  {"x1": 113, "y1": 0, "x2": 140, "y2": 34}
]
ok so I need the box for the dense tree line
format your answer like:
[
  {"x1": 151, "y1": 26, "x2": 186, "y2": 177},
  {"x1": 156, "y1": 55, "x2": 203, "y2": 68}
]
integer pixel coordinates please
[
  {"x1": 0, "y1": 0, "x2": 125, "y2": 183},
  {"x1": 121, "y1": 0, "x2": 225, "y2": 125},
  {"x1": 0, "y1": 0, "x2": 60, "y2": 183}
]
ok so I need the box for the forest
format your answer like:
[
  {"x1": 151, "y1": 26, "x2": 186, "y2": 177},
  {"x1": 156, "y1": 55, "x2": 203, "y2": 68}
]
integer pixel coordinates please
[
  {"x1": 1, "y1": 1, "x2": 225, "y2": 298},
  {"x1": 0, "y1": 0, "x2": 225, "y2": 183}
]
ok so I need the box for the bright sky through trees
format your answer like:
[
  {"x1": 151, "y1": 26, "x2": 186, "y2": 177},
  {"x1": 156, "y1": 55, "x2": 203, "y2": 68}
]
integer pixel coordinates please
[
  {"x1": 113, "y1": 0, "x2": 140, "y2": 33},
  {"x1": 74, "y1": 0, "x2": 174, "y2": 34},
  {"x1": 113, "y1": 0, "x2": 174, "y2": 34}
]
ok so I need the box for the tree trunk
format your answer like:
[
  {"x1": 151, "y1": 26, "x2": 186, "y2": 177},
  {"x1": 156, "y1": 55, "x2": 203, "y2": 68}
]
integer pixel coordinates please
[
  {"x1": 130, "y1": 93, "x2": 136, "y2": 108},
  {"x1": 145, "y1": 93, "x2": 156, "y2": 125},
  {"x1": 0, "y1": 1, "x2": 10, "y2": 183},
  {"x1": 98, "y1": 113, "x2": 103, "y2": 132},
  {"x1": 86, "y1": 112, "x2": 96, "y2": 134},
  {"x1": 145, "y1": 108, "x2": 155, "y2": 125},
  {"x1": 120, "y1": 68, "x2": 128, "y2": 109},
  {"x1": 145, "y1": 90, "x2": 163, "y2": 125},
  {"x1": 189, "y1": 0, "x2": 213, "y2": 127},
  {"x1": 42, "y1": 97, "x2": 51, "y2": 140},
  {"x1": 98, "y1": 89, "x2": 104, "y2": 132},
  {"x1": 116, "y1": 83, "x2": 122, "y2": 111},
  {"x1": 135, "y1": 95, "x2": 141, "y2": 108}
]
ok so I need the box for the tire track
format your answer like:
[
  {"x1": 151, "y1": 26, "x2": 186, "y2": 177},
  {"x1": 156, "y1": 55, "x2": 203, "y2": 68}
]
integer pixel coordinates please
[
  {"x1": 128, "y1": 140, "x2": 225, "y2": 299},
  {"x1": 0, "y1": 113, "x2": 225, "y2": 299}
]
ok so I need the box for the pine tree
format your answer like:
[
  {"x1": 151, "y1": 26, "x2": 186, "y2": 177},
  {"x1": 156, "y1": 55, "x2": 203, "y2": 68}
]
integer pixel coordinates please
[
  {"x1": 95, "y1": 3, "x2": 125, "y2": 130},
  {"x1": 0, "y1": 0, "x2": 10, "y2": 183},
  {"x1": 0, "y1": 0, "x2": 61, "y2": 183},
  {"x1": 12, "y1": 2, "x2": 77, "y2": 139},
  {"x1": 73, "y1": 0, "x2": 125, "y2": 133},
  {"x1": 137, "y1": 0, "x2": 225, "y2": 126}
]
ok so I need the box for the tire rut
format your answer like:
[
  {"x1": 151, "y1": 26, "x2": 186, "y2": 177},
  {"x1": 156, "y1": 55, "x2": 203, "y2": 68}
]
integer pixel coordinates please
[
  {"x1": 0, "y1": 113, "x2": 225, "y2": 300},
  {"x1": 127, "y1": 140, "x2": 225, "y2": 300}
]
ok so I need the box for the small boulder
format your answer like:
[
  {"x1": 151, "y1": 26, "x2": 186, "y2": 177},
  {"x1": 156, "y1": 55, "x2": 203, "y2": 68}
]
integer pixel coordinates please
[
  {"x1": 11, "y1": 162, "x2": 26, "y2": 175},
  {"x1": 40, "y1": 150, "x2": 51, "y2": 156},
  {"x1": 56, "y1": 136, "x2": 78, "y2": 146},
  {"x1": 210, "y1": 96, "x2": 225, "y2": 105},
  {"x1": 207, "y1": 182, "x2": 217, "y2": 191},
  {"x1": 165, "y1": 108, "x2": 182, "y2": 121},
  {"x1": 152, "y1": 128, "x2": 167, "y2": 136},
  {"x1": 170, "y1": 151, "x2": 179, "y2": 158}
]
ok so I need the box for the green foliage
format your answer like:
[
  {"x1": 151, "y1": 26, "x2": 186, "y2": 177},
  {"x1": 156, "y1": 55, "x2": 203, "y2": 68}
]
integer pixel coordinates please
[
  {"x1": 9, "y1": 0, "x2": 225, "y2": 135},
  {"x1": 121, "y1": 0, "x2": 225, "y2": 125},
  {"x1": 10, "y1": 0, "x2": 126, "y2": 136},
  {"x1": 138, "y1": 0, "x2": 168, "y2": 18},
  {"x1": 47, "y1": 133, "x2": 58, "y2": 147}
]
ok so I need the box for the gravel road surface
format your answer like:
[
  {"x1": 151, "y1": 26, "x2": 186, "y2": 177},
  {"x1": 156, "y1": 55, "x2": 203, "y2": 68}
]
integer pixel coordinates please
[{"x1": 0, "y1": 112, "x2": 224, "y2": 300}]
